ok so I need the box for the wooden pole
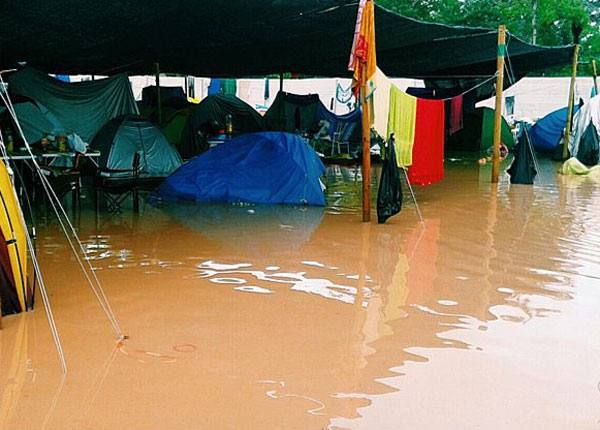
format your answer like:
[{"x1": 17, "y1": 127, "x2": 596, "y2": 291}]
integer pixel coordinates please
[
  {"x1": 154, "y1": 62, "x2": 162, "y2": 125},
  {"x1": 592, "y1": 59, "x2": 598, "y2": 95},
  {"x1": 491, "y1": 25, "x2": 506, "y2": 184},
  {"x1": 563, "y1": 44, "x2": 581, "y2": 160},
  {"x1": 360, "y1": 62, "x2": 371, "y2": 222}
]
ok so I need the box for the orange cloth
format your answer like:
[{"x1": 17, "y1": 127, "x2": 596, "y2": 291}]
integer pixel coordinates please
[{"x1": 348, "y1": 0, "x2": 377, "y2": 122}]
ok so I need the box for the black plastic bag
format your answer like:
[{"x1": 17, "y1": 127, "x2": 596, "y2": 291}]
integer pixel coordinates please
[
  {"x1": 576, "y1": 123, "x2": 599, "y2": 166},
  {"x1": 377, "y1": 140, "x2": 402, "y2": 223},
  {"x1": 508, "y1": 128, "x2": 537, "y2": 184}
]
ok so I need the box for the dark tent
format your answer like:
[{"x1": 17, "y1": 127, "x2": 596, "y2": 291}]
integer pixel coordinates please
[
  {"x1": 508, "y1": 129, "x2": 537, "y2": 184},
  {"x1": 155, "y1": 132, "x2": 326, "y2": 206},
  {"x1": 1, "y1": 2, "x2": 572, "y2": 82},
  {"x1": 264, "y1": 92, "x2": 322, "y2": 134},
  {"x1": 181, "y1": 94, "x2": 265, "y2": 159},
  {"x1": 447, "y1": 107, "x2": 515, "y2": 152},
  {"x1": 91, "y1": 115, "x2": 182, "y2": 177},
  {"x1": 141, "y1": 85, "x2": 187, "y2": 108}
]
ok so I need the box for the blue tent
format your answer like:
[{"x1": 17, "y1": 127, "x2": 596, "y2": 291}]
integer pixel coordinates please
[
  {"x1": 530, "y1": 106, "x2": 579, "y2": 152},
  {"x1": 155, "y1": 132, "x2": 326, "y2": 205}
]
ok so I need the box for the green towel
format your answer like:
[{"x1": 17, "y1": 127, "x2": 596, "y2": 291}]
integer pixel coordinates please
[{"x1": 387, "y1": 86, "x2": 417, "y2": 167}]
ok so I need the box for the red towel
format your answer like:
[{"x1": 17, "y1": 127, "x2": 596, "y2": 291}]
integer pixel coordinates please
[
  {"x1": 449, "y1": 94, "x2": 463, "y2": 135},
  {"x1": 408, "y1": 98, "x2": 445, "y2": 186}
]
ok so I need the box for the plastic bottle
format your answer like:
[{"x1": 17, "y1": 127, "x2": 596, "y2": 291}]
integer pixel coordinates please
[
  {"x1": 5, "y1": 129, "x2": 14, "y2": 153},
  {"x1": 225, "y1": 114, "x2": 233, "y2": 135}
]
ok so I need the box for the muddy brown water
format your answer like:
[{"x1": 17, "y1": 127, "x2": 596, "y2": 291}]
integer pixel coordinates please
[{"x1": 1, "y1": 159, "x2": 600, "y2": 429}]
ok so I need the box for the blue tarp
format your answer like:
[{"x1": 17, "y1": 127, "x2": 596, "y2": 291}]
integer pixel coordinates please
[
  {"x1": 530, "y1": 106, "x2": 579, "y2": 152},
  {"x1": 155, "y1": 132, "x2": 326, "y2": 206},
  {"x1": 316, "y1": 103, "x2": 361, "y2": 144}
]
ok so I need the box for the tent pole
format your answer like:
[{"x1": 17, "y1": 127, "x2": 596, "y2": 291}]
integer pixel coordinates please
[
  {"x1": 592, "y1": 59, "x2": 598, "y2": 95},
  {"x1": 279, "y1": 73, "x2": 284, "y2": 92},
  {"x1": 154, "y1": 62, "x2": 162, "y2": 126},
  {"x1": 360, "y1": 62, "x2": 371, "y2": 222},
  {"x1": 491, "y1": 25, "x2": 506, "y2": 184},
  {"x1": 563, "y1": 44, "x2": 580, "y2": 160},
  {"x1": 402, "y1": 168, "x2": 424, "y2": 224}
]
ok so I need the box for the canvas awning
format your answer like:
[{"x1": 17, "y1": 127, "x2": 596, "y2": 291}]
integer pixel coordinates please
[{"x1": 0, "y1": 1, "x2": 572, "y2": 79}]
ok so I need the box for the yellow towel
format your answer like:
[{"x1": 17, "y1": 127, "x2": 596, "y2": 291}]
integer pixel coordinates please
[{"x1": 387, "y1": 86, "x2": 417, "y2": 167}]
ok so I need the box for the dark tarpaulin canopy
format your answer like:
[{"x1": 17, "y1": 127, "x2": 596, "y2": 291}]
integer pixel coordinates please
[{"x1": 0, "y1": 1, "x2": 572, "y2": 79}]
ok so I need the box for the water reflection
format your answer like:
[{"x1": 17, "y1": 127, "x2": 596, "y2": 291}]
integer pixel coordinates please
[{"x1": 159, "y1": 202, "x2": 324, "y2": 253}]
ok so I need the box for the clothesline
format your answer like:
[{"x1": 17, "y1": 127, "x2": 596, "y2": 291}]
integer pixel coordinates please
[
  {"x1": 374, "y1": 68, "x2": 498, "y2": 105},
  {"x1": 438, "y1": 73, "x2": 499, "y2": 102}
]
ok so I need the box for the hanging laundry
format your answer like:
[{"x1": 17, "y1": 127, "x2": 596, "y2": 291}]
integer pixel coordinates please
[
  {"x1": 449, "y1": 94, "x2": 463, "y2": 135},
  {"x1": 208, "y1": 79, "x2": 221, "y2": 96},
  {"x1": 372, "y1": 67, "x2": 392, "y2": 140},
  {"x1": 263, "y1": 78, "x2": 270, "y2": 100},
  {"x1": 409, "y1": 98, "x2": 445, "y2": 186},
  {"x1": 336, "y1": 83, "x2": 353, "y2": 104},
  {"x1": 387, "y1": 85, "x2": 417, "y2": 167}
]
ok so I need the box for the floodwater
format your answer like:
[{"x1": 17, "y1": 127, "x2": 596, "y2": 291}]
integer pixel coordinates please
[{"x1": 1, "y1": 158, "x2": 600, "y2": 429}]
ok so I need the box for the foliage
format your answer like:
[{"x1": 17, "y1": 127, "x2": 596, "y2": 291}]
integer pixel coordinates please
[{"x1": 378, "y1": 0, "x2": 599, "y2": 76}]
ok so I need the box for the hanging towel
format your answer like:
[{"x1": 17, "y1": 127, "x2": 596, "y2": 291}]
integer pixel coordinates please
[
  {"x1": 263, "y1": 78, "x2": 270, "y2": 100},
  {"x1": 387, "y1": 85, "x2": 417, "y2": 167},
  {"x1": 409, "y1": 98, "x2": 445, "y2": 186},
  {"x1": 449, "y1": 94, "x2": 463, "y2": 135},
  {"x1": 373, "y1": 67, "x2": 392, "y2": 139}
]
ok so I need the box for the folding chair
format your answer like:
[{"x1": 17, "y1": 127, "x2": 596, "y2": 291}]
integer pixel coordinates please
[
  {"x1": 93, "y1": 152, "x2": 141, "y2": 214},
  {"x1": 331, "y1": 122, "x2": 355, "y2": 156}
]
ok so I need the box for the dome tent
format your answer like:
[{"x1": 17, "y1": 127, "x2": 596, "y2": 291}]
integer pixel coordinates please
[
  {"x1": 181, "y1": 94, "x2": 264, "y2": 159},
  {"x1": 155, "y1": 132, "x2": 326, "y2": 206},
  {"x1": 91, "y1": 115, "x2": 182, "y2": 178}
]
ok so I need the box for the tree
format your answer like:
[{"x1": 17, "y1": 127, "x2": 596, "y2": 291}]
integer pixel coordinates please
[{"x1": 378, "y1": 0, "x2": 598, "y2": 76}]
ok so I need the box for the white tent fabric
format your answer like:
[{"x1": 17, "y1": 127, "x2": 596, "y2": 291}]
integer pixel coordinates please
[{"x1": 569, "y1": 96, "x2": 600, "y2": 163}]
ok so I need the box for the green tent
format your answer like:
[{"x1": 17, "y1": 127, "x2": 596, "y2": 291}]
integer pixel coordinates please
[
  {"x1": 160, "y1": 109, "x2": 191, "y2": 154},
  {"x1": 481, "y1": 107, "x2": 515, "y2": 150},
  {"x1": 447, "y1": 107, "x2": 514, "y2": 152}
]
